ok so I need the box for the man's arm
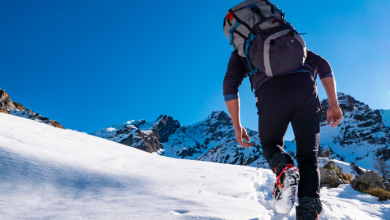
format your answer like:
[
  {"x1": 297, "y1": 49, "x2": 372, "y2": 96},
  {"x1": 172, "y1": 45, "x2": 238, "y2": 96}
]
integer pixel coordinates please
[
  {"x1": 223, "y1": 51, "x2": 251, "y2": 148},
  {"x1": 306, "y1": 50, "x2": 343, "y2": 128},
  {"x1": 225, "y1": 98, "x2": 251, "y2": 148},
  {"x1": 321, "y1": 77, "x2": 343, "y2": 127}
]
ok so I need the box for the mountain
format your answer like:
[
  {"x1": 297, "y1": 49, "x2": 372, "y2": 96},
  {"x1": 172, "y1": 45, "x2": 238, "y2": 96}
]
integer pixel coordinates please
[
  {"x1": 1, "y1": 112, "x2": 389, "y2": 219},
  {"x1": 316, "y1": 92, "x2": 390, "y2": 169},
  {"x1": 92, "y1": 115, "x2": 180, "y2": 153},
  {"x1": 93, "y1": 110, "x2": 278, "y2": 168},
  {"x1": 92, "y1": 93, "x2": 390, "y2": 171},
  {"x1": 161, "y1": 111, "x2": 265, "y2": 166},
  {"x1": 0, "y1": 89, "x2": 64, "y2": 129}
]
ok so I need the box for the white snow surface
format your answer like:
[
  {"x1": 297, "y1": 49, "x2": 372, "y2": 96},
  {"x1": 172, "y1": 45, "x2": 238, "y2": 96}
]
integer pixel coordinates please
[
  {"x1": 380, "y1": 109, "x2": 390, "y2": 128},
  {"x1": 1, "y1": 113, "x2": 390, "y2": 220}
]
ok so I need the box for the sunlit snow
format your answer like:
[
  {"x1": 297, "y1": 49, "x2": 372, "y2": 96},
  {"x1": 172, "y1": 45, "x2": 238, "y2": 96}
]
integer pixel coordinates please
[{"x1": 1, "y1": 113, "x2": 389, "y2": 219}]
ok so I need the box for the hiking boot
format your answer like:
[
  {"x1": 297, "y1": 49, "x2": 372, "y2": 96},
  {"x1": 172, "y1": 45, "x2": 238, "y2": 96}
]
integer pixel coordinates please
[
  {"x1": 272, "y1": 164, "x2": 300, "y2": 214},
  {"x1": 296, "y1": 197, "x2": 323, "y2": 220}
]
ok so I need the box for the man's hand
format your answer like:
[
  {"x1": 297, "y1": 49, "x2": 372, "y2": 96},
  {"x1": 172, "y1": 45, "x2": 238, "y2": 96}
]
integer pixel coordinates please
[
  {"x1": 235, "y1": 126, "x2": 252, "y2": 148},
  {"x1": 327, "y1": 105, "x2": 343, "y2": 128},
  {"x1": 225, "y1": 98, "x2": 251, "y2": 148},
  {"x1": 320, "y1": 77, "x2": 343, "y2": 128}
]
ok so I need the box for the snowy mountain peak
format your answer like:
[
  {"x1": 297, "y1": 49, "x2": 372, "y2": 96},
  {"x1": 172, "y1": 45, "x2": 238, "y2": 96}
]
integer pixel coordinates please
[
  {"x1": 92, "y1": 93, "x2": 389, "y2": 171},
  {"x1": 319, "y1": 93, "x2": 390, "y2": 168},
  {"x1": 92, "y1": 115, "x2": 180, "y2": 153},
  {"x1": 205, "y1": 110, "x2": 232, "y2": 126}
]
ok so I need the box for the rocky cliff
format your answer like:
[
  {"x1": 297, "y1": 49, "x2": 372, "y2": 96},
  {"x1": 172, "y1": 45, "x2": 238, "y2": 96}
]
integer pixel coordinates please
[
  {"x1": 315, "y1": 93, "x2": 390, "y2": 169},
  {"x1": 0, "y1": 89, "x2": 64, "y2": 129},
  {"x1": 92, "y1": 115, "x2": 181, "y2": 153}
]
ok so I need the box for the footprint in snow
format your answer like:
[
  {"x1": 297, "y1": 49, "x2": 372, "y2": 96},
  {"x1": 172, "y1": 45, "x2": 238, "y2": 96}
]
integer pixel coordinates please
[
  {"x1": 198, "y1": 176, "x2": 206, "y2": 178},
  {"x1": 169, "y1": 210, "x2": 190, "y2": 215}
]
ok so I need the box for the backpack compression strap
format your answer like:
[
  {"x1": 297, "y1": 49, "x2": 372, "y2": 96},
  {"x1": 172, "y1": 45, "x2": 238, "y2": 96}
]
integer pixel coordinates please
[{"x1": 245, "y1": 33, "x2": 257, "y2": 77}]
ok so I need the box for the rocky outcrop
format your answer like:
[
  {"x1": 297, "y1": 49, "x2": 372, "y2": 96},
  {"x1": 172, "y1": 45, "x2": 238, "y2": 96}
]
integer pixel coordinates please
[
  {"x1": 153, "y1": 115, "x2": 181, "y2": 143},
  {"x1": 350, "y1": 162, "x2": 365, "y2": 176},
  {"x1": 320, "y1": 161, "x2": 350, "y2": 188},
  {"x1": 351, "y1": 171, "x2": 385, "y2": 192},
  {"x1": 320, "y1": 168, "x2": 341, "y2": 188},
  {"x1": 0, "y1": 90, "x2": 16, "y2": 111},
  {"x1": 0, "y1": 89, "x2": 64, "y2": 129},
  {"x1": 324, "y1": 161, "x2": 344, "y2": 176},
  {"x1": 93, "y1": 116, "x2": 181, "y2": 154}
]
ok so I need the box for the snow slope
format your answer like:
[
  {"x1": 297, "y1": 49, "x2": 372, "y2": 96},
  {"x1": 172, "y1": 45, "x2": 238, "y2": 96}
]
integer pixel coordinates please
[{"x1": 1, "y1": 113, "x2": 390, "y2": 220}]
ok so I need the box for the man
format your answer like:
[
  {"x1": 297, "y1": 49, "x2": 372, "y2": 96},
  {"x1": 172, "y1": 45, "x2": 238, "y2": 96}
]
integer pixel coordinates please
[{"x1": 223, "y1": 49, "x2": 343, "y2": 219}]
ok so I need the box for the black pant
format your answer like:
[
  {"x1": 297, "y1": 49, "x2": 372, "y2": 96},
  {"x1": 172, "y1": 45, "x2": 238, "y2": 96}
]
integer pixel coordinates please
[{"x1": 255, "y1": 72, "x2": 321, "y2": 199}]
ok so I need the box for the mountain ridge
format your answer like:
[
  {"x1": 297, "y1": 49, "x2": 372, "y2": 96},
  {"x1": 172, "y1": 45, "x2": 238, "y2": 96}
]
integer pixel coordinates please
[
  {"x1": 0, "y1": 89, "x2": 64, "y2": 129},
  {"x1": 92, "y1": 93, "x2": 390, "y2": 170}
]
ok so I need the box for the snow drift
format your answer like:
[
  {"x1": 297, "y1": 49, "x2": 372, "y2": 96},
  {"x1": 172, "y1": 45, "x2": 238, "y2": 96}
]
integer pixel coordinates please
[{"x1": 1, "y1": 113, "x2": 389, "y2": 219}]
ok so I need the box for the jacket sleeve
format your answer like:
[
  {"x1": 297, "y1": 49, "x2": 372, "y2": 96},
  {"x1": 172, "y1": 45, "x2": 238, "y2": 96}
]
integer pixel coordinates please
[
  {"x1": 306, "y1": 50, "x2": 334, "y2": 79},
  {"x1": 223, "y1": 50, "x2": 247, "y2": 101}
]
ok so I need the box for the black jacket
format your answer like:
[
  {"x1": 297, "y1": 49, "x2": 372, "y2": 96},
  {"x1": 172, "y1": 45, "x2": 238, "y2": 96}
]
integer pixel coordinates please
[{"x1": 223, "y1": 50, "x2": 333, "y2": 101}]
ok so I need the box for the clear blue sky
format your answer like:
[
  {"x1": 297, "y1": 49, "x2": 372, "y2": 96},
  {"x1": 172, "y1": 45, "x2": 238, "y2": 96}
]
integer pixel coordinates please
[{"x1": 1, "y1": 0, "x2": 390, "y2": 140}]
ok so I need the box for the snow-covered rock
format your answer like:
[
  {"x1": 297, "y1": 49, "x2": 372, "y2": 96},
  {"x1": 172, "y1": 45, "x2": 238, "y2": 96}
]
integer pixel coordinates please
[
  {"x1": 0, "y1": 89, "x2": 64, "y2": 129},
  {"x1": 1, "y1": 112, "x2": 390, "y2": 219},
  {"x1": 92, "y1": 115, "x2": 180, "y2": 153}
]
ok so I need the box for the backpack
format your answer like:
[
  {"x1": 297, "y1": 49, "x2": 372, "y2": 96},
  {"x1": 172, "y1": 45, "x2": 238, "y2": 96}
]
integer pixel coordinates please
[{"x1": 223, "y1": 0, "x2": 307, "y2": 78}]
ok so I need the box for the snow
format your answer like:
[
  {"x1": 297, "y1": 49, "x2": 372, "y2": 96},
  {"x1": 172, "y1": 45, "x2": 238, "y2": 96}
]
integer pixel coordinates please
[
  {"x1": 380, "y1": 109, "x2": 390, "y2": 128},
  {"x1": 1, "y1": 113, "x2": 390, "y2": 219}
]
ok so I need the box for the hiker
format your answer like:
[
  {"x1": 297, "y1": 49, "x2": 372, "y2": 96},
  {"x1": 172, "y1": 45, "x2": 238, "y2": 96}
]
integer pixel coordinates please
[{"x1": 222, "y1": 1, "x2": 343, "y2": 219}]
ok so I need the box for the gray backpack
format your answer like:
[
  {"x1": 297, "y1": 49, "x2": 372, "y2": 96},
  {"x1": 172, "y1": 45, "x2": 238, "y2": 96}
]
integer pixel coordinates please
[{"x1": 223, "y1": 0, "x2": 307, "y2": 78}]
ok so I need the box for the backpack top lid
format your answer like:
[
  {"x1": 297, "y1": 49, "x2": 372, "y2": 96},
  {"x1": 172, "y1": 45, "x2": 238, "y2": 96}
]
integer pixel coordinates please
[
  {"x1": 230, "y1": 0, "x2": 284, "y2": 15},
  {"x1": 225, "y1": 0, "x2": 285, "y2": 27}
]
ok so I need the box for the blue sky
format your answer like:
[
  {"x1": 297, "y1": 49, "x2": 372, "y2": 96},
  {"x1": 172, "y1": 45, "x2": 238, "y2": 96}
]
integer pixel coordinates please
[{"x1": 1, "y1": 0, "x2": 390, "y2": 140}]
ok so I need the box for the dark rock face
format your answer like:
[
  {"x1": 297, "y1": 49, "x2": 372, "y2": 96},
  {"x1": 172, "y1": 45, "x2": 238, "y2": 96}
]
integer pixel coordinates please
[
  {"x1": 0, "y1": 90, "x2": 16, "y2": 111},
  {"x1": 153, "y1": 115, "x2": 180, "y2": 143},
  {"x1": 0, "y1": 89, "x2": 64, "y2": 129},
  {"x1": 93, "y1": 115, "x2": 180, "y2": 154}
]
